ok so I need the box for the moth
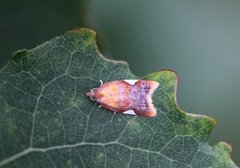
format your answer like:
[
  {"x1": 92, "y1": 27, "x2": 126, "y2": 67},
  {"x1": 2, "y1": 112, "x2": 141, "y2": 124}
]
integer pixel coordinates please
[{"x1": 86, "y1": 80, "x2": 159, "y2": 117}]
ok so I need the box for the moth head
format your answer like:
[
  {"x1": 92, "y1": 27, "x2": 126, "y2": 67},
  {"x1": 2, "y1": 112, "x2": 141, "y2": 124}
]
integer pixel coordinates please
[{"x1": 86, "y1": 88, "x2": 98, "y2": 101}]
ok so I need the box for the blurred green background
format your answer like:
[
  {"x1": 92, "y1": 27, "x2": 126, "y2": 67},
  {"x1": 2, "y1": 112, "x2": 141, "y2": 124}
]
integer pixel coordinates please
[{"x1": 0, "y1": 0, "x2": 239, "y2": 165}]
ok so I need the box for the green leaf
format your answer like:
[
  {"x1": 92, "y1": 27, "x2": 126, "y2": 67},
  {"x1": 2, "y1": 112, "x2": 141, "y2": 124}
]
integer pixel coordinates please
[{"x1": 0, "y1": 28, "x2": 237, "y2": 168}]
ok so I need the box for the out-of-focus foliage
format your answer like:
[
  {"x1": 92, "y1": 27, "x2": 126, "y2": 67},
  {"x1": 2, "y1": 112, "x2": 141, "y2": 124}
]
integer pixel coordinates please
[{"x1": 0, "y1": 0, "x2": 88, "y2": 67}]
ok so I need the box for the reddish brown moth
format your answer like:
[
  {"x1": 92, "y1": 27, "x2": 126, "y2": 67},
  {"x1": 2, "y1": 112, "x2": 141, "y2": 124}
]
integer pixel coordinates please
[{"x1": 86, "y1": 80, "x2": 159, "y2": 117}]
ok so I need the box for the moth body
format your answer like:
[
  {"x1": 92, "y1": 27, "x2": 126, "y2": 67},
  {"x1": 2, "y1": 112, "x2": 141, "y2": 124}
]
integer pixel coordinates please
[{"x1": 86, "y1": 80, "x2": 159, "y2": 117}]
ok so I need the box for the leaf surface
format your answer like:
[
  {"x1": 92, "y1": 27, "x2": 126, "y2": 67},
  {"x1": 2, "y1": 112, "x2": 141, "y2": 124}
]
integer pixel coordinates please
[{"x1": 0, "y1": 28, "x2": 237, "y2": 168}]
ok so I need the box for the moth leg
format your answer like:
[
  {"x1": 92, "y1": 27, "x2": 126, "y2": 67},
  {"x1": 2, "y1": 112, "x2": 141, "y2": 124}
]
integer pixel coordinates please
[{"x1": 99, "y1": 79, "x2": 103, "y2": 86}]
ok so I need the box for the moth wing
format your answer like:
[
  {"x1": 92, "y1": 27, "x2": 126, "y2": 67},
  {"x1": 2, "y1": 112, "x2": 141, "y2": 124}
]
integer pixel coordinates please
[
  {"x1": 124, "y1": 79, "x2": 138, "y2": 85},
  {"x1": 134, "y1": 107, "x2": 157, "y2": 117},
  {"x1": 134, "y1": 80, "x2": 159, "y2": 117},
  {"x1": 122, "y1": 110, "x2": 137, "y2": 115}
]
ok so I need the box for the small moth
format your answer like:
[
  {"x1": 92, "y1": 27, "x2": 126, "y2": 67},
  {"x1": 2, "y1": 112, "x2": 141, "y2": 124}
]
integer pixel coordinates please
[{"x1": 86, "y1": 79, "x2": 159, "y2": 117}]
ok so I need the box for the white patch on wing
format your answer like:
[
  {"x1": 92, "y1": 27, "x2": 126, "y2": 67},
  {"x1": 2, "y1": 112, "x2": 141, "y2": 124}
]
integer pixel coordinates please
[
  {"x1": 122, "y1": 110, "x2": 137, "y2": 115},
  {"x1": 124, "y1": 79, "x2": 138, "y2": 85}
]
